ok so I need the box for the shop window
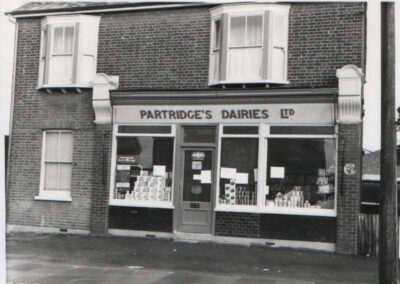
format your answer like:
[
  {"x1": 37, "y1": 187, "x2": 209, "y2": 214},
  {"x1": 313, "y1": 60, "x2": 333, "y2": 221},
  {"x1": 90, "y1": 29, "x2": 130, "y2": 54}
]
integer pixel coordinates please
[
  {"x1": 112, "y1": 126, "x2": 175, "y2": 206},
  {"x1": 209, "y1": 4, "x2": 290, "y2": 85},
  {"x1": 265, "y1": 138, "x2": 336, "y2": 210},
  {"x1": 36, "y1": 130, "x2": 73, "y2": 201},
  {"x1": 219, "y1": 138, "x2": 259, "y2": 206},
  {"x1": 38, "y1": 15, "x2": 101, "y2": 88}
]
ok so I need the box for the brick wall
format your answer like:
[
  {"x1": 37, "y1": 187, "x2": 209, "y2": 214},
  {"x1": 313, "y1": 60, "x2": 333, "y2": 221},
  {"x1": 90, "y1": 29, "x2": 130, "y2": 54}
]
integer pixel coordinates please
[
  {"x1": 336, "y1": 124, "x2": 362, "y2": 254},
  {"x1": 90, "y1": 125, "x2": 113, "y2": 234},
  {"x1": 215, "y1": 212, "x2": 259, "y2": 238},
  {"x1": 7, "y1": 18, "x2": 98, "y2": 231},
  {"x1": 215, "y1": 212, "x2": 336, "y2": 242},
  {"x1": 288, "y1": 3, "x2": 365, "y2": 88},
  {"x1": 259, "y1": 215, "x2": 336, "y2": 242},
  {"x1": 96, "y1": 3, "x2": 365, "y2": 90}
]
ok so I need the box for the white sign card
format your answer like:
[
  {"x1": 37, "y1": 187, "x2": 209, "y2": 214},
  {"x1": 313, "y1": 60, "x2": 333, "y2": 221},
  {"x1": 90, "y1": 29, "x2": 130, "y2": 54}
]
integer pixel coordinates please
[
  {"x1": 220, "y1": 167, "x2": 237, "y2": 179},
  {"x1": 117, "y1": 164, "x2": 131, "y2": 170},
  {"x1": 193, "y1": 174, "x2": 202, "y2": 181},
  {"x1": 236, "y1": 173, "x2": 248, "y2": 184},
  {"x1": 265, "y1": 185, "x2": 270, "y2": 195},
  {"x1": 270, "y1": 166, "x2": 285, "y2": 179},
  {"x1": 116, "y1": 182, "x2": 130, "y2": 188},
  {"x1": 192, "y1": 161, "x2": 202, "y2": 170},
  {"x1": 153, "y1": 165, "x2": 166, "y2": 177},
  {"x1": 200, "y1": 170, "x2": 212, "y2": 184}
]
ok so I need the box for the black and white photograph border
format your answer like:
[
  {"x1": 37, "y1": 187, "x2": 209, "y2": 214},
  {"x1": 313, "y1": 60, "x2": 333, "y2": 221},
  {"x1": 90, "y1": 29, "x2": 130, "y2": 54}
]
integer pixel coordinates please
[{"x1": 0, "y1": 0, "x2": 399, "y2": 283}]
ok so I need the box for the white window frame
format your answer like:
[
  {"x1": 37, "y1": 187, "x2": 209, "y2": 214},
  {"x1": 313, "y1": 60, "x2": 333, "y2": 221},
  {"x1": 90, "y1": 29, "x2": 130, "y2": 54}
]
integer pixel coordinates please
[
  {"x1": 109, "y1": 124, "x2": 177, "y2": 209},
  {"x1": 215, "y1": 123, "x2": 337, "y2": 217},
  {"x1": 208, "y1": 4, "x2": 290, "y2": 85},
  {"x1": 228, "y1": 14, "x2": 264, "y2": 49},
  {"x1": 210, "y1": 17, "x2": 222, "y2": 82},
  {"x1": 38, "y1": 14, "x2": 101, "y2": 89},
  {"x1": 216, "y1": 123, "x2": 260, "y2": 211},
  {"x1": 51, "y1": 25, "x2": 75, "y2": 56},
  {"x1": 35, "y1": 130, "x2": 73, "y2": 202}
]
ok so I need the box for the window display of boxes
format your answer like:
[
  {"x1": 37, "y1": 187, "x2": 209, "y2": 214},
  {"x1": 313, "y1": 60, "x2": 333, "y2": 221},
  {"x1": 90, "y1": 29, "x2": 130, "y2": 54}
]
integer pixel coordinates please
[
  {"x1": 114, "y1": 161, "x2": 173, "y2": 202},
  {"x1": 120, "y1": 166, "x2": 172, "y2": 202}
]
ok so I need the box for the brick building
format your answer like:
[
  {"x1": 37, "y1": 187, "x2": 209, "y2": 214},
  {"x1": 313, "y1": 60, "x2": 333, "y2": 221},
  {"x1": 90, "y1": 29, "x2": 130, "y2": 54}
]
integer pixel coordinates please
[{"x1": 6, "y1": 1, "x2": 366, "y2": 255}]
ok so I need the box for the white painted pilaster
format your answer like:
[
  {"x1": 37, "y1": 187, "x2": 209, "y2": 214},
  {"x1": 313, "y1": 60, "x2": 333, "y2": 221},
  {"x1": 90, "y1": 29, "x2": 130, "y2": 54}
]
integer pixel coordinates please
[{"x1": 336, "y1": 65, "x2": 364, "y2": 124}]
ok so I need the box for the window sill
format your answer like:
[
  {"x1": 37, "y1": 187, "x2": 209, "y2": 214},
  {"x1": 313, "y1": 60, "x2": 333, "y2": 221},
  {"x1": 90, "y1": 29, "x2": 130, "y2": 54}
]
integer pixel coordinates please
[
  {"x1": 109, "y1": 199, "x2": 174, "y2": 209},
  {"x1": 215, "y1": 204, "x2": 336, "y2": 217},
  {"x1": 34, "y1": 191, "x2": 72, "y2": 202},
  {"x1": 37, "y1": 84, "x2": 92, "y2": 90},
  {"x1": 208, "y1": 80, "x2": 290, "y2": 86}
]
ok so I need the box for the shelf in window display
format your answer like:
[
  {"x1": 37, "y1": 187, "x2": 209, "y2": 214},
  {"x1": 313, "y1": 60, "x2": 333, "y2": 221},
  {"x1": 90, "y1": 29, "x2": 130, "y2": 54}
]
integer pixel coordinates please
[
  {"x1": 109, "y1": 198, "x2": 174, "y2": 209},
  {"x1": 264, "y1": 184, "x2": 335, "y2": 210},
  {"x1": 215, "y1": 204, "x2": 336, "y2": 217}
]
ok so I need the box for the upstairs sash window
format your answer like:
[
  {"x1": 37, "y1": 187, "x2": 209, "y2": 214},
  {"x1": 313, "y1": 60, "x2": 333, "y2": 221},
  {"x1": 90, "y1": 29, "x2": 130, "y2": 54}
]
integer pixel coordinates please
[
  {"x1": 209, "y1": 4, "x2": 290, "y2": 85},
  {"x1": 39, "y1": 15, "x2": 101, "y2": 88}
]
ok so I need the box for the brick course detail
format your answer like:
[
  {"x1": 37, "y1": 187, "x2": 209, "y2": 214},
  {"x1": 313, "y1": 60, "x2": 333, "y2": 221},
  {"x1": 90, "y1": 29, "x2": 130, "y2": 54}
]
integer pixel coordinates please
[
  {"x1": 215, "y1": 212, "x2": 336, "y2": 243},
  {"x1": 215, "y1": 212, "x2": 259, "y2": 238}
]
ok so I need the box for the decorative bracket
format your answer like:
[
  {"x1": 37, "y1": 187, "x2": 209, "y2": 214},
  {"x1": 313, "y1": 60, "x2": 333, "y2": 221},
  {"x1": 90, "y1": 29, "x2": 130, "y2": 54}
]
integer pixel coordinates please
[
  {"x1": 336, "y1": 65, "x2": 364, "y2": 124},
  {"x1": 92, "y1": 73, "x2": 119, "y2": 124}
]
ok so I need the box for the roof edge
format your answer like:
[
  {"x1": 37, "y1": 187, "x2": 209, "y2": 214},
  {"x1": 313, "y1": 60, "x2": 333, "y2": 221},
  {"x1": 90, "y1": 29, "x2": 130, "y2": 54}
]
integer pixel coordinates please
[{"x1": 6, "y1": 1, "x2": 215, "y2": 17}]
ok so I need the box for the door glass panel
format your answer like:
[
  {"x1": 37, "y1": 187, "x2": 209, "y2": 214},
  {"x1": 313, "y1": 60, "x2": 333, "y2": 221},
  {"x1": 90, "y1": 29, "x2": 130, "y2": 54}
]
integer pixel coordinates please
[{"x1": 183, "y1": 150, "x2": 212, "y2": 202}]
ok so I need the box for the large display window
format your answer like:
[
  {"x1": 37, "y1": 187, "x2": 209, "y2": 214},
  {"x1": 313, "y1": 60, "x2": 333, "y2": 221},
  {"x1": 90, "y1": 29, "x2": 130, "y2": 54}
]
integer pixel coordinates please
[
  {"x1": 216, "y1": 124, "x2": 337, "y2": 216},
  {"x1": 218, "y1": 126, "x2": 259, "y2": 207},
  {"x1": 110, "y1": 125, "x2": 176, "y2": 208},
  {"x1": 265, "y1": 138, "x2": 336, "y2": 211}
]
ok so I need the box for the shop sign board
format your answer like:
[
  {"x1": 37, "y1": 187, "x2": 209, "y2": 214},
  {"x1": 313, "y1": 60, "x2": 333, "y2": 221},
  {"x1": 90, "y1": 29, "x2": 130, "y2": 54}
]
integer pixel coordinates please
[{"x1": 114, "y1": 103, "x2": 334, "y2": 125}]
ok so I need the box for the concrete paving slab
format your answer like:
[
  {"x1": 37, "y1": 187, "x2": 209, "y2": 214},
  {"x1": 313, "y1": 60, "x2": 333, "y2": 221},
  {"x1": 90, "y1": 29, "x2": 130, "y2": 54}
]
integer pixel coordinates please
[
  {"x1": 7, "y1": 267, "x2": 64, "y2": 283},
  {"x1": 6, "y1": 233, "x2": 382, "y2": 284},
  {"x1": 235, "y1": 277, "x2": 277, "y2": 284},
  {"x1": 184, "y1": 272, "x2": 239, "y2": 284},
  {"x1": 276, "y1": 279, "x2": 314, "y2": 284},
  {"x1": 150, "y1": 271, "x2": 202, "y2": 284},
  {"x1": 7, "y1": 262, "x2": 43, "y2": 271}
]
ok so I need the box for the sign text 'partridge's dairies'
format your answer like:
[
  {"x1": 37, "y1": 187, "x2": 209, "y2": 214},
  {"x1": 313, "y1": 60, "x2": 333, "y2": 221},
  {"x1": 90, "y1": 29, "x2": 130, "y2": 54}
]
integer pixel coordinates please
[{"x1": 140, "y1": 109, "x2": 271, "y2": 120}]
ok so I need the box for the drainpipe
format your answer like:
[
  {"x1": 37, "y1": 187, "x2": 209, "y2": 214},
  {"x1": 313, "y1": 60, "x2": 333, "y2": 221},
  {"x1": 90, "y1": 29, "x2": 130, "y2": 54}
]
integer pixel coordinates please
[
  {"x1": 5, "y1": 14, "x2": 17, "y2": 226},
  {"x1": 2, "y1": 14, "x2": 18, "y2": 284}
]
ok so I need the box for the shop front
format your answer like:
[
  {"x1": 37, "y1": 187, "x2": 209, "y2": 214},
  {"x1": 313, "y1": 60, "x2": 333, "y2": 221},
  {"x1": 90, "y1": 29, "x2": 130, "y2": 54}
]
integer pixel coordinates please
[{"x1": 108, "y1": 99, "x2": 339, "y2": 244}]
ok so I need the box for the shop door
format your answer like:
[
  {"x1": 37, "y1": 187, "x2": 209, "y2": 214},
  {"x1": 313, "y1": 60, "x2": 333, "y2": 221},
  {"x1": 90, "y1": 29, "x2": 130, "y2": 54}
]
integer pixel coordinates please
[{"x1": 178, "y1": 148, "x2": 214, "y2": 234}]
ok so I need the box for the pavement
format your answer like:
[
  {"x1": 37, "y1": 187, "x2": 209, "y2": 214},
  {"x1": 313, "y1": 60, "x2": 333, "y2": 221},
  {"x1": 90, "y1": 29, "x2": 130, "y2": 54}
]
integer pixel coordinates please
[{"x1": 6, "y1": 232, "x2": 379, "y2": 284}]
